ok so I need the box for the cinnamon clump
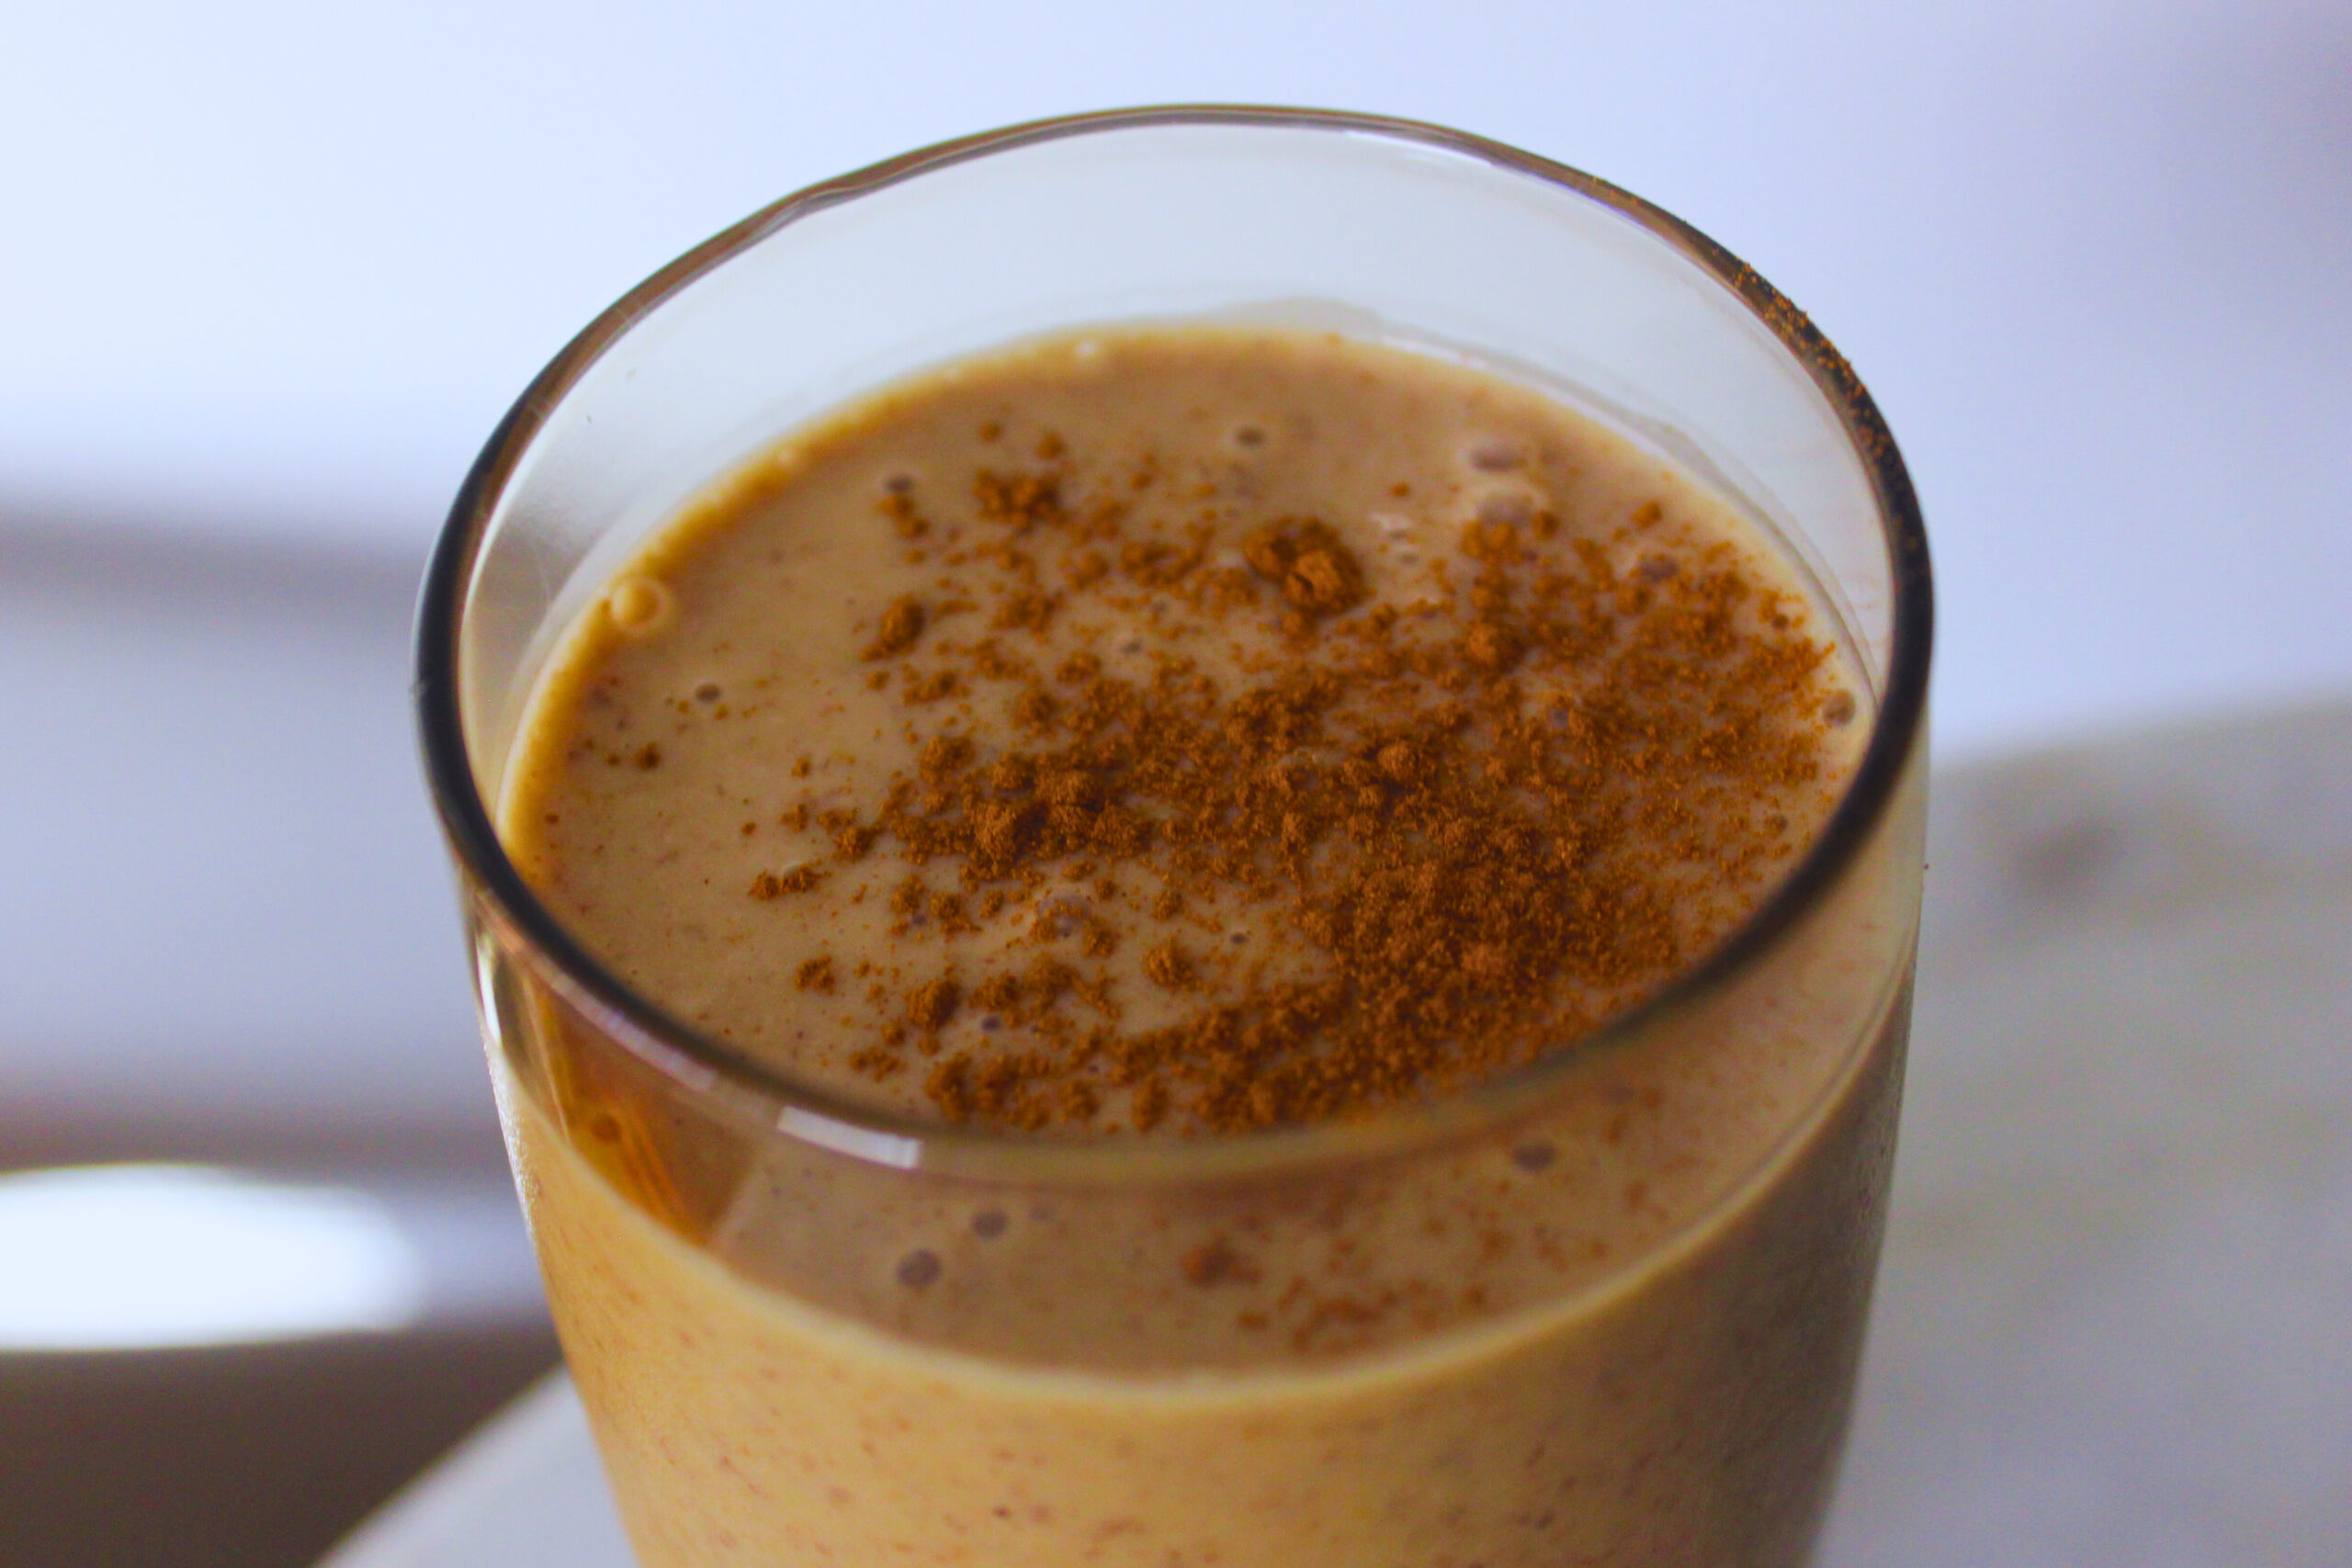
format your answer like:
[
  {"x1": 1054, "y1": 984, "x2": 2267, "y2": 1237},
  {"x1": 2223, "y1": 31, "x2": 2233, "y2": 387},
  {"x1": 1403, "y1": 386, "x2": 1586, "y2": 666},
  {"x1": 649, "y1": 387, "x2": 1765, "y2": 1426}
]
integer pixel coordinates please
[
  {"x1": 863, "y1": 595, "x2": 926, "y2": 660},
  {"x1": 1241, "y1": 517, "x2": 1365, "y2": 616},
  {"x1": 749, "y1": 865, "x2": 824, "y2": 898}
]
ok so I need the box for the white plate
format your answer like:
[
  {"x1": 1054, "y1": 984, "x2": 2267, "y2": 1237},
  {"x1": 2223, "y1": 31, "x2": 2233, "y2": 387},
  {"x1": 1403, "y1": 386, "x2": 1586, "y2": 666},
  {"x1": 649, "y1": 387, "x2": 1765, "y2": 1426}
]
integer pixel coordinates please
[{"x1": 323, "y1": 701, "x2": 2352, "y2": 1568}]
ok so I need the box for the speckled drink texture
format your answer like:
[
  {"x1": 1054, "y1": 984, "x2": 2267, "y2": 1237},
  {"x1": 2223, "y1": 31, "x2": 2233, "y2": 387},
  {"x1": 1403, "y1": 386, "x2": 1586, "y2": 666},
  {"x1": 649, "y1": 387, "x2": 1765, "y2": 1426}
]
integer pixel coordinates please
[{"x1": 491, "y1": 327, "x2": 1919, "y2": 1566}]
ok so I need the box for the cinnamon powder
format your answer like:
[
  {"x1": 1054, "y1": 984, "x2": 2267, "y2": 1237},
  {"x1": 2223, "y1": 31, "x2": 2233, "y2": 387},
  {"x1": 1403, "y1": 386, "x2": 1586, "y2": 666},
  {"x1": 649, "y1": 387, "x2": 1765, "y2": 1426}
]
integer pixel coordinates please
[{"x1": 785, "y1": 425, "x2": 1843, "y2": 1134}]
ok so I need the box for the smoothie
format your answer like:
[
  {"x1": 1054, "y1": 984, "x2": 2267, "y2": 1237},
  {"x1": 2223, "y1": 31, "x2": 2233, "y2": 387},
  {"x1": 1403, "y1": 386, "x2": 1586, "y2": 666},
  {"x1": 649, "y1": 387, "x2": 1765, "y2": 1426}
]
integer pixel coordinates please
[{"x1": 485, "y1": 327, "x2": 1921, "y2": 1564}]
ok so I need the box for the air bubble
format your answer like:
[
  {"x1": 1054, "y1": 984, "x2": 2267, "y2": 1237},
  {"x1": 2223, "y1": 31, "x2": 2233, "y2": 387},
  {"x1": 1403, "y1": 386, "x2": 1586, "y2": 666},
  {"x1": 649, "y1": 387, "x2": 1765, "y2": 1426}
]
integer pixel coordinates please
[
  {"x1": 1466, "y1": 437, "x2": 1523, "y2": 472},
  {"x1": 605, "y1": 575, "x2": 674, "y2": 635}
]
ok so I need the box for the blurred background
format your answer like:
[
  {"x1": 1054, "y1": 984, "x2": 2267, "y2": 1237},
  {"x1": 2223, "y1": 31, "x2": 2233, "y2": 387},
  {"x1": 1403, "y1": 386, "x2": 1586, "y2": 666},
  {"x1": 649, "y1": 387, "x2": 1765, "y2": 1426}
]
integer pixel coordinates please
[{"x1": 1, "y1": 0, "x2": 2345, "y2": 1564}]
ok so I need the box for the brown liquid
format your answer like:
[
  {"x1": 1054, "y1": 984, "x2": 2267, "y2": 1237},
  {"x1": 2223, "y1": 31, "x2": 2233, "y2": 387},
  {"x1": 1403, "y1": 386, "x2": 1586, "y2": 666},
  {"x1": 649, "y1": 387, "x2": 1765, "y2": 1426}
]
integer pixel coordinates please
[{"x1": 492, "y1": 328, "x2": 1920, "y2": 1564}]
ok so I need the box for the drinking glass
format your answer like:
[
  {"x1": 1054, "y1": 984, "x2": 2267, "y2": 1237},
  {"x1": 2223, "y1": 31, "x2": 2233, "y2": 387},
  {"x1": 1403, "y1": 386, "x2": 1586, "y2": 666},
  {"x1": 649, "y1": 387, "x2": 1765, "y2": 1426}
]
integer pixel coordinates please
[{"x1": 417, "y1": 107, "x2": 1931, "y2": 1567}]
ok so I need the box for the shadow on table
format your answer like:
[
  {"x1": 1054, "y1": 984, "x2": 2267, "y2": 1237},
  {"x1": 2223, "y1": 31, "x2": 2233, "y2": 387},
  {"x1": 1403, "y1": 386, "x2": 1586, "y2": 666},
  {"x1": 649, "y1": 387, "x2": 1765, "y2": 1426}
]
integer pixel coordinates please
[{"x1": 0, "y1": 1323, "x2": 559, "y2": 1568}]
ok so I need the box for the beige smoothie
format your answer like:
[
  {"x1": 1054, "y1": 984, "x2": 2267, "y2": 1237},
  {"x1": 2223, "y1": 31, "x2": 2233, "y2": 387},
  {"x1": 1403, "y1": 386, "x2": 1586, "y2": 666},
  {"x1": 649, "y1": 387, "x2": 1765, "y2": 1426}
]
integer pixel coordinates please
[{"x1": 487, "y1": 327, "x2": 1921, "y2": 1565}]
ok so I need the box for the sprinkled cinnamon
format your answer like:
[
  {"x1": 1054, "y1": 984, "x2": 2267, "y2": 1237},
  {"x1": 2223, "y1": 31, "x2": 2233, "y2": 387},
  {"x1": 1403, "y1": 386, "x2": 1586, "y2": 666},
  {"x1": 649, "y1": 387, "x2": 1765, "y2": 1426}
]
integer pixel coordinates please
[
  {"x1": 864, "y1": 596, "x2": 926, "y2": 660},
  {"x1": 750, "y1": 865, "x2": 824, "y2": 899},
  {"x1": 801, "y1": 442, "x2": 1836, "y2": 1133},
  {"x1": 536, "y1": 335, "x2": 1858, "y2": 1141}
]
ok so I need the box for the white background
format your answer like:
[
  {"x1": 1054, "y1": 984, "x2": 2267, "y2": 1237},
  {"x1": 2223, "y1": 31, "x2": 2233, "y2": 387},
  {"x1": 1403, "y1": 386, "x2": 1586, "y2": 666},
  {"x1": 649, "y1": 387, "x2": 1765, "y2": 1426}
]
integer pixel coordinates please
[
  {"x1": 1, "y1": 0, "x2": 2346, "y2": 1138},
  {"x1": 6, "y1": 0, "x2": 2346, "y2": 753}
]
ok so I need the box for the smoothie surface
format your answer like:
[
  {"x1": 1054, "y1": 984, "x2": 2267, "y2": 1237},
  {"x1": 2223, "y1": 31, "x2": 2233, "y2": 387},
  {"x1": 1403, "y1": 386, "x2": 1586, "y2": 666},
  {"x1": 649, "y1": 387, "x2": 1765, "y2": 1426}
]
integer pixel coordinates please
[{"x1": 503, "y1": 326, "x2": 1865, "y2": 1135}]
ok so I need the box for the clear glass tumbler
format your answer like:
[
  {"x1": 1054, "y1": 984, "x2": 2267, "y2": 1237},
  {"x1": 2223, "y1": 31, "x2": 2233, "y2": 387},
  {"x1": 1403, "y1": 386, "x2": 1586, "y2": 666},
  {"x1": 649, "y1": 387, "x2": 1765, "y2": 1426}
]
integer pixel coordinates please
[{"x1": 418, "y1": 107, "x2": 1931, "y2": 1567}]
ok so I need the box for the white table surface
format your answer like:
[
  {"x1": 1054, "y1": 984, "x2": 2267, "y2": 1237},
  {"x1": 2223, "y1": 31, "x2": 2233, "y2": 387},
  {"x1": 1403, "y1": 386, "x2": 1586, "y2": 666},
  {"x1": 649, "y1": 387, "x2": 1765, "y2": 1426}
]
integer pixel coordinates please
[{"x1": 320, "y1": 698, "x2": 2352, "y2": 1568}]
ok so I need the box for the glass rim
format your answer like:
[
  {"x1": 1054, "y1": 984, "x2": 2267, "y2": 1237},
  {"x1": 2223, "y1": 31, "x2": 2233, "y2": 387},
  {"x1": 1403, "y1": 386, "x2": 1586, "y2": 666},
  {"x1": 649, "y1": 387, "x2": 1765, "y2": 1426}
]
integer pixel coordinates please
[{"x1": 415, "y1": 104, "x2": 1933, "y2": 1186}]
